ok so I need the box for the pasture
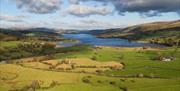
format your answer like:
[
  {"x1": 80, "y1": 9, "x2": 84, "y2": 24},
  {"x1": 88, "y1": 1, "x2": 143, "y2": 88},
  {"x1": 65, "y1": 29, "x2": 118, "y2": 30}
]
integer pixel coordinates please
[{"x1": 0, "y1": 46, "x2": 180, "y2": 91}]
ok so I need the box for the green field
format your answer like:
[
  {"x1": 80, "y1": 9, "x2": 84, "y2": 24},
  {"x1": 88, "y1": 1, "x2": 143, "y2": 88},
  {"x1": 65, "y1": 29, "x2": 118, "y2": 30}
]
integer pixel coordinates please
[
  {"x1": 54, "y1": 46, "x2": 180, "y2": 78},
  {"x1": 0, "y1": 45, "x2": 180, "y2": 91},
  {"x1": 0, "y1": 41, "x2": 22, "y2": 48},
  {"x1": 0, "y1": 64, "x2": 180, "y2": 91}
]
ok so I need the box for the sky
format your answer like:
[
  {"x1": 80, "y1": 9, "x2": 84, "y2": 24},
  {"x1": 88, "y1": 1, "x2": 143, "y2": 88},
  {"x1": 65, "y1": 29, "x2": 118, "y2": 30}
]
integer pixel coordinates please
[{"x1": 0, "y1": 0, "x2": 180, "y2": 30}]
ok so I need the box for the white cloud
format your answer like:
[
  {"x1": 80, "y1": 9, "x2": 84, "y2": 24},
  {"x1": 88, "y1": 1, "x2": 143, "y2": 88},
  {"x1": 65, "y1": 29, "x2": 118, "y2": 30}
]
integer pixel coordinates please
[
  {"x1": 0, "y1": 17, "x2": 125, "y2": 30},
  {"x1": 66, "y1": 19, "x2": 124, "y2": 30},
  {"x1": 16, "y1": 0, "x2": 62, "y2": 14},
  {"x1": 0, "y1": 14, "x2": 27, "y2": 22},
  {"x1": 64, "y1": 4, "x2": 112, "y2": 17},
  {"x1": 13, "y1": 0, "x2": 180, "y2": 17},
  {"x1": 72, "y1": 0, "x2": 180, "y2": 17}
]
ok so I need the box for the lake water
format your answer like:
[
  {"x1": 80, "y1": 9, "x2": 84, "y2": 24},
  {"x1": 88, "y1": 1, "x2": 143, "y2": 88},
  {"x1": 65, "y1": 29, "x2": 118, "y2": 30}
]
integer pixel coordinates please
[{"x1": 58, "y1": 34, "x2": 163, "y2": 47}]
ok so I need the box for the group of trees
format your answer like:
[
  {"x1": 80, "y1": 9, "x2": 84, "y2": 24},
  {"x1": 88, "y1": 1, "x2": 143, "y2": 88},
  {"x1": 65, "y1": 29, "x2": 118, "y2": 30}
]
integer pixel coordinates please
[
  {"x1": 150, "y1": 37, "x2": 180, "y2": 46},
  {"x1": 0, "y1": 42, "x2": 56, "y2": 61},
  {"x1": 0, "y1": 41, "x2": 92, "y2": 61},
  {"x1": 0, "y1": 33, "x2": 19, "y2": 41},
  {"x1": 1, "y1": 29, "x2": 92, "y2": 61}
]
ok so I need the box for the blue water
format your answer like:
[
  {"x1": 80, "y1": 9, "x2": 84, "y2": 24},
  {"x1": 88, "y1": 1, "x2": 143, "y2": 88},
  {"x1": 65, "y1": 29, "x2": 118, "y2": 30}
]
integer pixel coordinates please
[{"x1": 58, "y1": 34, "x2": 163, "y2": 47}]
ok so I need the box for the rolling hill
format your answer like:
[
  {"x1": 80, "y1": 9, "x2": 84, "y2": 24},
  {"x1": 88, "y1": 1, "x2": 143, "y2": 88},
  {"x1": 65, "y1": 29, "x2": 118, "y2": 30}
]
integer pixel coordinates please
[{"x1": 97, "y1": 20, "x2": 180, "y2": 46}]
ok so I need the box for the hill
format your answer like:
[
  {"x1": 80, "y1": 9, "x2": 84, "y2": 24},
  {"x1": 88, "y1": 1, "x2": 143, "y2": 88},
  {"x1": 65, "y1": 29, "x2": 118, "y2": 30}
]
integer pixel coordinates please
[
  {"x1": 0, "y1": 28, "x2": 71, "y2": 61},
  {"x1": 0, "y1": 28, "x2": 62, "y2": 41},
  {"x1": 97, "y1": 20, "x2": 180, "y2": 46}
]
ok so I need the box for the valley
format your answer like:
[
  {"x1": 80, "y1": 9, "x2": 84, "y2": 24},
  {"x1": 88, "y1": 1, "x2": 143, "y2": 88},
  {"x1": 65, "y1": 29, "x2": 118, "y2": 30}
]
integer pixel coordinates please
[
  {"x1": 1, "y1": 0, "x2": 180, "y2": 91},
  {"x1": 0, "y1": 20, "x2": 180, "y2": 91}
]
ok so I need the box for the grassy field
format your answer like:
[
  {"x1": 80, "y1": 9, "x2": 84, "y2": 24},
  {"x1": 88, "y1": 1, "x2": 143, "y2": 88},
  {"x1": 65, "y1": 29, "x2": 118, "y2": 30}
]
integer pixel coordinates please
[
  {"x1": 0, "y1": 41, "x2": 22, "y2": 48},
  {"x1": 0, "y1": 64, "x2": 84, "y2": 90},
  {"x1": 0, "y1": 46, "x2": 180, "y2": 91},
  {"x1": 53, "y1": 46, "x2": 180, "y2": 78},
  {"x1": 0, "y1": 64, "x2": 180, "y2": 91}
]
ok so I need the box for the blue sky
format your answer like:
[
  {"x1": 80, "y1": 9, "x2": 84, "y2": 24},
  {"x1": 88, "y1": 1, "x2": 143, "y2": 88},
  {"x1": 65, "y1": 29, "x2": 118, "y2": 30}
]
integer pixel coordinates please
[{"x1": 0, "y1": 0, "x2": 179, "y2": 30}]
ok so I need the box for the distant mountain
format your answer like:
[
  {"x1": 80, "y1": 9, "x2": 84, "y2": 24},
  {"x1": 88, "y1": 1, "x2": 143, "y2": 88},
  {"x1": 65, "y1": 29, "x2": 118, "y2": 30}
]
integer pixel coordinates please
[
  {"x1": 97, "y1": 20, "x2": 180, "y2": 46},
  {"x1": 63, "y1": 28, "x2": 121, "y2": 35},
  {"x1": 0, "y1": 28, "x2": 60, "y2": 41},
  {"x1": 0, "y1": 27, "x2": 59, "y2": 35},
  {"x1": 76, "y1": 29, "x2": 110, "y2": 35},
  {"x1": 23, "y1": 27, "x2": 55, "y2": 32},
  {"x1": 20, "y1": 28, "x2": 59, "y2": 36}
]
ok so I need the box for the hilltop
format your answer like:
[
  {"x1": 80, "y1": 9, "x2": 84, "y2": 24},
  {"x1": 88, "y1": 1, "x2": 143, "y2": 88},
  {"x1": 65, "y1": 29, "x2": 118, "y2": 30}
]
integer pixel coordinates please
[{"x1": 97, "y1": 20, "x2": 180, "y2": 46}]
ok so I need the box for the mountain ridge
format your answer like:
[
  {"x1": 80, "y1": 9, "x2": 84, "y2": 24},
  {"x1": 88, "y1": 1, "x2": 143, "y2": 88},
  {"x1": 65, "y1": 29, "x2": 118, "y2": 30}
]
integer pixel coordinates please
[{"x1": 97, "y1": 20, "x2": 180, "y2": 46}]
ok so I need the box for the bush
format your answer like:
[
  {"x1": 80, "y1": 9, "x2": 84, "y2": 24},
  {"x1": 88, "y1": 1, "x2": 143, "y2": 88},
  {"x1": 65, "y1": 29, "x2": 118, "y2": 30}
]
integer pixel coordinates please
[
  {"x1": 109, "y1": 81, "x2": 116, "y2": 85},
  {"x1": 26, "y1": 88, "x2": 34, "y2": 91},
  {"x1": 50, "y1": 80, "x2": 58, "y2": 87},
  {"x1": 97, "y1": 80, "x2": 102, "y2": 83},
  {"x1": 120, "y1": 79, "x2": 126, "y2": 82},
  {"x1": 19, "y1": 86, "x2": 34, "y2": 91},
  {"x1": 96, "y1": 70, "x2": 103, "y2": 73},
  {"x1": 55, "y1": 45, "x2": 91, "y2": 53},
  {"x1": 87, "y1": 75, "x2": 92, "y2": 78},
  {"x1": 119, "y1": 87, "x2": 128, "y2": 91},
  {"x1": 90, "y1": 56, "x2": 97, "y2": 61},
  {"x1": 130, "y1": 80, "x2": 135, "y2": 83},
  {"x1": 19, "y1": 81, "x2": 40, "y2": 91},
  {"x1": 82, "y1": 78, "x2": 91, "y2": 83},
  {"x1": 31, "y1": 80, "x2": 40, "y2": 89}
]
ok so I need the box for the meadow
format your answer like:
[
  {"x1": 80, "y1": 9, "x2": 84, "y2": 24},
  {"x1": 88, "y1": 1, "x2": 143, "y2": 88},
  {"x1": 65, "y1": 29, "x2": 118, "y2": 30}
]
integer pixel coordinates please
[
  {"x1": 0, "y1": 45, "x2": 180, "y2": 91},
  {"x1": 54, "y1": 46, "x2": 180, "y2": 78}
]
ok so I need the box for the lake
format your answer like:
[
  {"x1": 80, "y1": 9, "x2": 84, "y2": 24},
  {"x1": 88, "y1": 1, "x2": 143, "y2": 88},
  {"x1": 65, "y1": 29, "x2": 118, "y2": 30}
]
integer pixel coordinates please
[{"x1": 58, "y1": 34, "x2": 163, "y2": 47}]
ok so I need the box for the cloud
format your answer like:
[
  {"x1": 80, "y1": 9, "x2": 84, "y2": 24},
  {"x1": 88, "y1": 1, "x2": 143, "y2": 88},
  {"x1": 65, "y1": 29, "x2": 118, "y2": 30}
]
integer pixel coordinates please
[
  {"x1": 13, "y1": 0, "x2": 180, "y2": 16},
  {"x1": 64, "y1": 4, "x2": 112, "y2": 17},
  {"x1": 79, "y1": 20, "x2": 114, "y2": 27},
  {"x1": 0, "y1": 14, "x2": 27, "y2": 22},
  {"x1": 112, "y1": 0, "x2": 180, "y2": 16},
  {"x1": 76, "y1": 0, "x2": 180, "y2": 17},
  {"x1": 80, "y1": 20, "x2": 101, "y2": 24},
  {"x1": 15, "y1": 0, "x2": 62, "y2": 14},
  {"x1": 75, "y1": 19, "x2": 123, "y2": 29}
]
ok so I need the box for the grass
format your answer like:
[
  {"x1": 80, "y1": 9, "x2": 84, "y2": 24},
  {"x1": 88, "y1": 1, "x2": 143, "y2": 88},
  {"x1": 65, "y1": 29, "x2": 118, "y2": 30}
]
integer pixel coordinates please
[
  {"x1": 37, "y1": 75, "x2": 180, "y2": 91},
  {"x1": 0, "y1": 46, "x2": 180, "y2": 91},
  {"x1": 0, "y1": 41, "x2": 22, "y2": 48},
  {"x1": 82, "y1": 76, "x2": 180, "y2": 91},
  {"x1": 17, "y1": 58, "x2": 123, "y2": 73},
  {"x1": 0, "y1": 64, "x2": 85, "y2": 90},
  {"x1": 52, "y1": 46, "x2": 180, "y2": 78},
  {"x1": 20, "y1": 62, "x2": 50, "y2": 69},
  {"x1": 37, "y1": 83, "x2": 122, "y2": 91},
  {"x1": 1, "y1": 64, "x2": 179, "y2": 91},
  {"x1": 101, "y1": 47, "x2": 180, "y2": 78}
]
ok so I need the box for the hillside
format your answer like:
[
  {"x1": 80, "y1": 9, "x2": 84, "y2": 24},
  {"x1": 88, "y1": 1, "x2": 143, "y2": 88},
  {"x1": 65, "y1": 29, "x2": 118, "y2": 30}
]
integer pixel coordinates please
[
  {"x1": 0, "y1": 28, "x2": 74, "y2": 61},
  {"x1": 0, "y1": 28, "x2": 65, "y2": 41},
  {"x1": 98, "y1": 20, "x2": 180, "y2": 46},
  {"x1": 1, "y1": 46, "x2": 180, "y2": 91}
]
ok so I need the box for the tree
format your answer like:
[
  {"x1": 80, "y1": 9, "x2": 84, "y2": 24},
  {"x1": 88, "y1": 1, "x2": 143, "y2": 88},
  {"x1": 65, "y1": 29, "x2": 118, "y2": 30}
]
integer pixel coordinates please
[
  {"x1": 82, "y1": 78, "x2": 91, "y2": 83},
  {"x1": 31, "y1": 80, "x2": 40, "y2": 89},
  {"x1": 91, "y1": 56, "x2": 97, "y2": 60}
]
